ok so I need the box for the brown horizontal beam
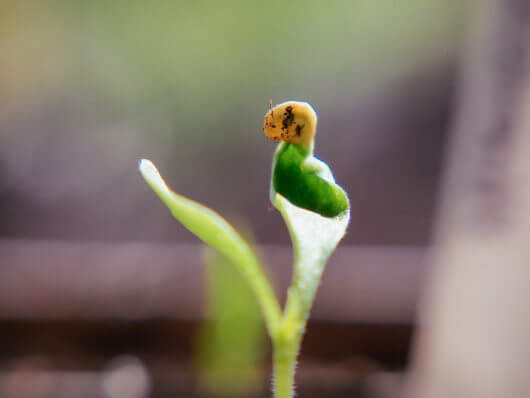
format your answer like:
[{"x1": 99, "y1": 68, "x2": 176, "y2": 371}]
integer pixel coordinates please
[
  {"x1": 0, "y1": 240, "x2": 427, "y2": 323},
  {"x1": 0, "y1": 320, "x2": 412, "y2": 368}
]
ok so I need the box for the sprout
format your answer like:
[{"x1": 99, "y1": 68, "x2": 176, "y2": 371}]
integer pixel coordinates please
[{"x1": 139, "y1": 100, "x2": 350, "y2": 398}]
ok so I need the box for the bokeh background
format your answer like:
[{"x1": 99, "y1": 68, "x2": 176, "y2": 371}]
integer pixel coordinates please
[
  {"x1": 3, "y1": 1, "x2": 508, "y2": 398},
  {"x1": 0, "y1": 0, "x2": 469, "y2": 244}
]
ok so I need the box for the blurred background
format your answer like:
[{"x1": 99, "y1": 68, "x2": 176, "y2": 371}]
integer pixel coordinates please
[
  {"x1": 6, "y1": 1, "x2": 529, "y2": 397},
  {"x1": 0, "y1": 0, "x2": 469, "y2": 244}
]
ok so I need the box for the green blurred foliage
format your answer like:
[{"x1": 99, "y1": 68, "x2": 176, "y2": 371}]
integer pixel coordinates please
[
  {"x1": 1, "y1": 1, "x2": 468, "y2": 133},
  {"x1": 196, "y1": 248, "x2": 265, "y2": 397}
]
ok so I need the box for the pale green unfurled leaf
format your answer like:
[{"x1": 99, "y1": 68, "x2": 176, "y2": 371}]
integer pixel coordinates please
[{"x1": 138, "y1": 159, "x2": 281, "y2": 333}]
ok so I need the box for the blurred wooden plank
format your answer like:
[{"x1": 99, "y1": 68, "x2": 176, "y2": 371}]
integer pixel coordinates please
[
  {"x1": 0, "y1": 240, "x2": 426, "y2": 323},
  {"x1": 408, "y1": 0, "x2": 530, "y2": 397}
]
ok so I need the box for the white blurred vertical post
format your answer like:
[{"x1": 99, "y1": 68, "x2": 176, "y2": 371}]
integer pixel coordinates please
[{"x1": 408, "y1": 0, "x2": 530, "y2": 397}]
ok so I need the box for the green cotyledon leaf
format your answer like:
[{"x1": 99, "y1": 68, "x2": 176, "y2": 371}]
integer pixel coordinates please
[
  {"x1": 272, "y1": 143, "x2": 349, "y2": 218},
  {"x1": 138, "y1": 159, "x2": 281, "y2": 335}
]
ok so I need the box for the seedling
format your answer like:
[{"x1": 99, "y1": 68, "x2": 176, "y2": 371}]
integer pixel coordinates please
[{"x1": 139, "y1": 100, "x2": 350, "y2": 398}]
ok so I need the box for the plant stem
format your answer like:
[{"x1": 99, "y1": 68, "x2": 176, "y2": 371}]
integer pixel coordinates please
[{"x1": 273, "y1": 335, "x2": 300, "y2": 398}]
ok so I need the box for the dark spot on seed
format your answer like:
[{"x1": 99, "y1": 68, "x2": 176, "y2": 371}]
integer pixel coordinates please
[
  {"x1": 271, "y1": 124, "x2": 276, "y2": 128},
  {"x1": 282, "y1": 106, "x2": 295, "y2": 130},
  {"x1": 295, "y1": 124, "x2": 302, "y2": 136}
]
